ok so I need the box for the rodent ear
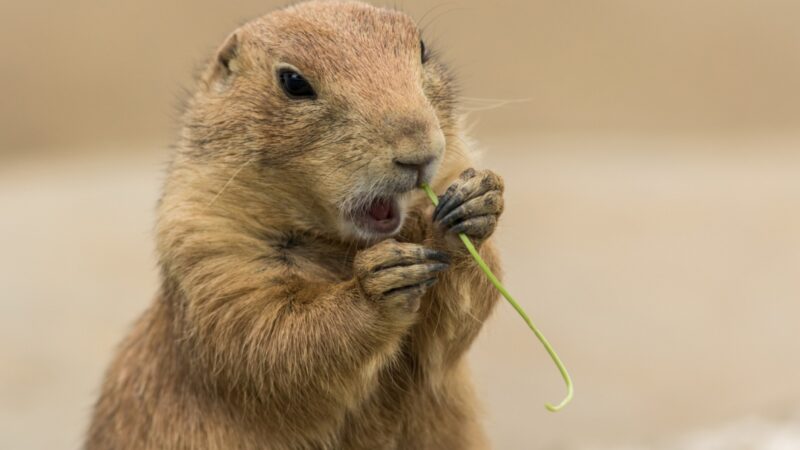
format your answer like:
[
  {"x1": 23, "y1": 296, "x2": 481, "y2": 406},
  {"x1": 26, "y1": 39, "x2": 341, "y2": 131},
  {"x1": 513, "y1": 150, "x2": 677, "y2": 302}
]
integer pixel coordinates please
[
  {"x1": 217, "y1": 32, "x2": 239, "y2": 75},
  {"x1": 204, "y1": 31, "x2": 241, "y2": 89}
]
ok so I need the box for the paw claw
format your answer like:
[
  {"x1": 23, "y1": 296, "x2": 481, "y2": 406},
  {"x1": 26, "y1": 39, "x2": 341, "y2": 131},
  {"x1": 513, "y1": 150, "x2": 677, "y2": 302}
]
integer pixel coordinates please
[
  {"x1": 423, "y1": 249, "x2": 451, "y2": 263},
  {"x1": 354, "y1": 241, "x2": 449, "y2": 314}
]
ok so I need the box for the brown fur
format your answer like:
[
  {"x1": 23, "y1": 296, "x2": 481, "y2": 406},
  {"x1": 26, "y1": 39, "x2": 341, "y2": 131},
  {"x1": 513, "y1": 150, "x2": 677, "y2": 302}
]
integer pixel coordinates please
[{"x1": 86, "y1": 1, "x2": 504, "y2": 449}]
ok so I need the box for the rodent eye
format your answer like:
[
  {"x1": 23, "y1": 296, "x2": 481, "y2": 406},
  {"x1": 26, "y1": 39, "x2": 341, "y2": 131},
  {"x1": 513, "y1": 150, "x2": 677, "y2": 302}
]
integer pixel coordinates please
[
  {"x1": 420, "y1": 40, "x2": 429, "y2": 64},
  {"x1": 278, "y1": 69, "x2": 316, "y2": 99}
]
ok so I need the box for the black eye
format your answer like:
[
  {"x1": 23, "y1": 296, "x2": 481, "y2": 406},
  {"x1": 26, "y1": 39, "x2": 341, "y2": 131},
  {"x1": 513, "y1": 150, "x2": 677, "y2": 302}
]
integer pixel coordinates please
[
  {"x1": 420, "y1": 40, "x2": 429, "y2": 64},
  {"x1": 278, "y1": 69, "x2": 316, "y2": 99}
]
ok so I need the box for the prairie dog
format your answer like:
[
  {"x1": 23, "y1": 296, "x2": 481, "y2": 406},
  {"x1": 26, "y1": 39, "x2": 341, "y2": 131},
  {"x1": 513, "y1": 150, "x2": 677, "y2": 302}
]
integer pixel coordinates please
[{"x1": 86, "y1": 1, "x2": 505, "y2": 449}]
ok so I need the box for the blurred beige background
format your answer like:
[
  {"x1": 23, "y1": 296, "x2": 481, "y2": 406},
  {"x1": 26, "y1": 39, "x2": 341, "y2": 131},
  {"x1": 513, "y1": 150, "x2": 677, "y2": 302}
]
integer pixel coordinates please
[{"x1": 1, "y1": 1, "x2": 799, "y2": 449}]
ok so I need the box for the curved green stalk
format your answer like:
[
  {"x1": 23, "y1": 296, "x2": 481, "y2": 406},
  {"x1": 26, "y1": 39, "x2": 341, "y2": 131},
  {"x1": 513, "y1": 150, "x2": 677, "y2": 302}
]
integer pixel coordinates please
[{"x1": 420, "y1": 183, "x2": 573, "y2": 412}]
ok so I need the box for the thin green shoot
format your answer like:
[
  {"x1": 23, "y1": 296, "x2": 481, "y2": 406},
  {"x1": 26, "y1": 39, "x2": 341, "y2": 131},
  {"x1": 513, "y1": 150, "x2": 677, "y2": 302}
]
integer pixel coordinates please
[{"x1": 420, "y1": 183, "x2": 573, "y2": 412}]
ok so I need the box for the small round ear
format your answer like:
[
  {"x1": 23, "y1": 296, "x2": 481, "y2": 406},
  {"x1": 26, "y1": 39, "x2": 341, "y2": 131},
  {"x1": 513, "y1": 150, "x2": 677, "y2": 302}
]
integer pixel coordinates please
[
  {"x1": 217, "y1": 32, "x2": 239, "y2": 76},
  {"x1": 204, "y1": 31, "x2": 242, "y2": 89}
]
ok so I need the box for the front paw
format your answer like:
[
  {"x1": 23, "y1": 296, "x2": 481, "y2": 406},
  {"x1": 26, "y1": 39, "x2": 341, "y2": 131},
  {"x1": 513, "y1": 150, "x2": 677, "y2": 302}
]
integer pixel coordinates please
[
  {"x1": 354, "y1": 239, "x2": 450, "y2": 315},
  {"x1": 433, "y1": 168, "x2": 504, "y2": 247}
]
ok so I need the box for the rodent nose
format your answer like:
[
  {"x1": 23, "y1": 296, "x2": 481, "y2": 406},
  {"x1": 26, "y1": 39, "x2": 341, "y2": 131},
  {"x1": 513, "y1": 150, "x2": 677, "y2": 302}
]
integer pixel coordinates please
[{"x1": 394, "y1": 155, "x2": 435, "y2": 185}]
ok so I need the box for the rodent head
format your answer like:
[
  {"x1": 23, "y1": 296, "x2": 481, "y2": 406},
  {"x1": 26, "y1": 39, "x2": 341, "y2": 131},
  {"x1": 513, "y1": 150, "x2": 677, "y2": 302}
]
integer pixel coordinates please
[{"x1": 181, "y1": 0, "x2": 458, "y2": 243}]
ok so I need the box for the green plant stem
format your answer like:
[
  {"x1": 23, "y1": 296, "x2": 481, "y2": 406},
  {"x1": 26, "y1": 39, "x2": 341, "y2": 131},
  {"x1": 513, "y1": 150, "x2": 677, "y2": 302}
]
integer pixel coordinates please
[{"x1": 420, "y1": 183, "x2": 574, "y2": 412}]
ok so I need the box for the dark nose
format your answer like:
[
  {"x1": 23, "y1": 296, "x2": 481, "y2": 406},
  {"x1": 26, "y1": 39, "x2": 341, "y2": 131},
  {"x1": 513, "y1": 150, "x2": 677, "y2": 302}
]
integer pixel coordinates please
[{"x1": 394, "y1": 155, "x2": 435, "y2": 184}]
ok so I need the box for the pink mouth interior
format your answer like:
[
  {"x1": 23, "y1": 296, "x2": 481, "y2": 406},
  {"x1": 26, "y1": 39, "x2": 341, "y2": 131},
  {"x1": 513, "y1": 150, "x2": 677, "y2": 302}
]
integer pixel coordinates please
[
  {"x1": 359, "y1": 197, "x2": 401, "y2": 234},
  {"x1": 368, "y1": 198, "x2": 393, "y2": 221}
]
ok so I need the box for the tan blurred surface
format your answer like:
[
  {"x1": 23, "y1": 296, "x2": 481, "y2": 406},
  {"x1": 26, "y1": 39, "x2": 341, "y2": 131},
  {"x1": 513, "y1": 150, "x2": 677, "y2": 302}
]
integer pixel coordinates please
[
  {"x1": 2, "y1": 0, "x2": 800, "y2": 449},
  {"x1": 3, "y1": 0, "x2": 800, "y2": 154}
]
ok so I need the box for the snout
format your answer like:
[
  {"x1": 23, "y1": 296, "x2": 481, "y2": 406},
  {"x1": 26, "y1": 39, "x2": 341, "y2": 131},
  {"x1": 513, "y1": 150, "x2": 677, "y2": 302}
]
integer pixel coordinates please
[
  {"x1": 341, "y1": 121, "x2": 444, "y2": 240},
  {"x1": 393, "y1": 154, "x2": 434, "y2": 187},
  {"x1": 391, "y1": 126, "x2": 445, "y2": 187}
]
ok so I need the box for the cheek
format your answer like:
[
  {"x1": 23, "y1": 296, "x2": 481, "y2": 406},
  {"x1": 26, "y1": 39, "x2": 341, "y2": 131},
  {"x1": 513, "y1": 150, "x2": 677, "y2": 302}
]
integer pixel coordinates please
[
  {"x1": 299, "y1": 155, "x2": 356, "y2": 207},
  {"x1": 310, "y1": 151, "x2": 384, "y2": 212}
]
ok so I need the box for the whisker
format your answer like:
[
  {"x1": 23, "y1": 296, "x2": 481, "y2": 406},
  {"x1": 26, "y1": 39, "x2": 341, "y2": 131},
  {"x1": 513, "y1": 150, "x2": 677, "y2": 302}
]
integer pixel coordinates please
[
  {"x1": 458, "y1": 97, "x2": 533, "y2": 113},
  {"x1": 420, "y1": 6, "x2": 471, "y2": 32},
  {"x1": 207, "y1": 156, "x2": 256, "y2": 207},
  {"x1": 416, "y1": 2, "x2": 460, "y2": 30}
]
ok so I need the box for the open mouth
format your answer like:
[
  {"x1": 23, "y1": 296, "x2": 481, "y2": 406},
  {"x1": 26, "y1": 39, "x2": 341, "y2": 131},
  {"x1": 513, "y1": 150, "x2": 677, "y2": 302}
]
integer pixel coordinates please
[{"x1": 353, "y1": 197, "x2": 402, "y2": 235}]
